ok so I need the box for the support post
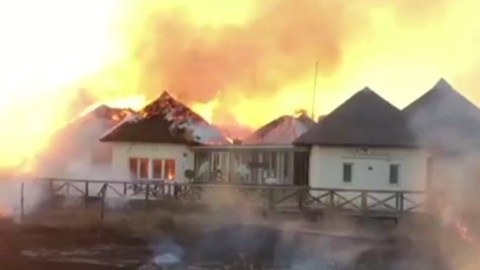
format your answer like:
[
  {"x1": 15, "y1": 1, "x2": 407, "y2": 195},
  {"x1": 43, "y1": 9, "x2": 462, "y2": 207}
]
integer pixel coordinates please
[
  {"x1": 145, "y1": 183, "x2": 150, "y2": 212},
  {"x1": 84, "y1": 181, "x2": 89, "y2": 209},
  {"x1": 20, "y1": 182, "x2": 25, "y2": 221},
  {"x1": 267, "y1": 188, "x2": 274, "y2": 210},
  {"x1": 298, "y1": 188, "x2": 304, "y2": 210},
  {"x1": 100, "y1": 184, "x2": 106, "y2": 225}
]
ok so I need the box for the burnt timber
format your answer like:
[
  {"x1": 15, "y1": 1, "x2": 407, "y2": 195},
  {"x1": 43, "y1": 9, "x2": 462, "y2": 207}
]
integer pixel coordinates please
[{"x1": 27, "y1": 178, "x2": 445, "y2": 222}]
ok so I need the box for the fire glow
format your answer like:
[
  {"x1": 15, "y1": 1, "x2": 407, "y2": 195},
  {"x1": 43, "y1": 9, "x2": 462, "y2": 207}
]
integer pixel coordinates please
[
  {"x1": 1, "y1": 0, "x2": 480, "y2": 168},
  {"x1": 454, "y1": 220, "x2": 473, "y2": 243}
]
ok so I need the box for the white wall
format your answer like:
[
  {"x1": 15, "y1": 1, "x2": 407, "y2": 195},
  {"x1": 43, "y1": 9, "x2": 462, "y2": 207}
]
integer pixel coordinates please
[
  {"x1": 111, "y1": 142, "x2": 194, "y2": 183},
  {"x1": 308, "y1": 146, "x2": 429, "y2": 211}
]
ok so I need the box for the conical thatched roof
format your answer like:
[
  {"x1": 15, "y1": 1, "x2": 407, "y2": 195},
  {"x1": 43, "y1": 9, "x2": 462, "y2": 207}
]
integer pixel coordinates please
[
  {"x1": 403, "y1": 78, "x2": 480, "y2": 154},
  {"x1": 295, "y1": 88, "x2": 417, "y2": 147}
]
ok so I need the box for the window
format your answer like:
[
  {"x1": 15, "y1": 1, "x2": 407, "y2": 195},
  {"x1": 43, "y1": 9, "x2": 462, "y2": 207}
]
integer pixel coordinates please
[
  {"x1": 165, "y1": 159, "x2": 175, "y2": 180},
  {"x1": 211, "y1": 153, "x2": 220, "y2": 170},
  {"x1": 389, "y1": 164, "x2": 400, "y2": 184},
  {"x1": 128, "y1": 158, "x2": 175, "y2": 180},
  {"x1": 152, "y1": 159, "x2": 163, "y2": 179},
  {"x1": 138, "y1": 158, "x2": 149, "y2": 179},
  {"x1": 129, "y1": 158, "x2": 149, "y2": 179},
  {"x1": 129, "y1": 158, "x2": 138, "y2": 177},
  {"x1": 151, "y1": 159, "x2": 175, "y2": 180},
  {"x1": 343, "y1": 163, "x2": 352, "y2": 183}
]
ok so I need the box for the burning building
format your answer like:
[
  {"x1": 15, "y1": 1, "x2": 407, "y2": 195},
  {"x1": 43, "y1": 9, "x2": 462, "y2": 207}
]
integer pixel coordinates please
[
  {"x1": 403, "y1": 78, "x2": 480, "y2": 156},
  {"x1": 100, "y1": 91, "x2": 230, "y2": 182},
  {"x1": 191, "y1": 112, "x2": 315, "y2": 184},
  {"x1": 402, "y1": 78, "x2": 480, "y2": 212},
  {"x1": 295, "y1": 87, "x2": 424, "y2": 198},
  {"x1": 243, "y1": 112, "x2": 315, "y2": 144},
  {"x1": 36, "y1": 104, "x2": 134, "y2": 179}
]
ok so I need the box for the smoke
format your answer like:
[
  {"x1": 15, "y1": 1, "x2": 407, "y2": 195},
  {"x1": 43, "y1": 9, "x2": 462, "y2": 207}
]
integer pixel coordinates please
[
  {"x1": 404, "y1": 81, "x2": 480, "y2": 268},
  {"x1": 0, "y1": 178, "x2": 47, "y2": 221},
  {"x1": 98, "y1": 0, "x2": 480, "y2": 128},
  {"x1": 133, "y1": 185, "x2": 448, "y2": 270},
  {"x1": 2, "y1": 0, "x2": 480, "y2": 168}
]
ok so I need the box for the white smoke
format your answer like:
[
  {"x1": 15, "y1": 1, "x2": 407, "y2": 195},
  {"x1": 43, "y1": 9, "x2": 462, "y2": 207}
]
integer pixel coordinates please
[{"x1": 0, "y1": 178, "x2": 47, "y2": 221}]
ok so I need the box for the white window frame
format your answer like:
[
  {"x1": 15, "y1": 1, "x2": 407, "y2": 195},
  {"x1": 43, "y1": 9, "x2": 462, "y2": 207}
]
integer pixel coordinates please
[
  {"x1": 150, "y1": 158, "x2": 176, "y2": 180},
  {"x1": 151, "y1": 159, "x2": 166, "y2": 180},
  {"x1": 130, "y1": 158, "x2": 150, "y2": 180}
]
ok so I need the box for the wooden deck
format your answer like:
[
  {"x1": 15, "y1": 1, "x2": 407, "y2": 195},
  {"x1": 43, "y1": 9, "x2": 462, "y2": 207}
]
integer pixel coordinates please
[{"x1": 21, "y1": 178, "x2": 445, "y2": 220}]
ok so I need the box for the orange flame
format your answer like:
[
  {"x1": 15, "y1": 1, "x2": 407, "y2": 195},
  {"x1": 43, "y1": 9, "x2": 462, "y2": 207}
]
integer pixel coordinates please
[
  {"x1": 454, "y1": 220, "x2": 474, "y2": 243},
  {"x1": 2, "y1": 0, "x2": 480, "y2": 169},
  {"x1": 79, "y1": 95, "x2": 147, "y2": 117}
]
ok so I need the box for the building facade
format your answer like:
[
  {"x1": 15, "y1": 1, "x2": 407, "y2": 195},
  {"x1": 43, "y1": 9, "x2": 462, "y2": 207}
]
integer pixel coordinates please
[{"x1": 294, "y1": 87, "x2": 427, "y2": 210}]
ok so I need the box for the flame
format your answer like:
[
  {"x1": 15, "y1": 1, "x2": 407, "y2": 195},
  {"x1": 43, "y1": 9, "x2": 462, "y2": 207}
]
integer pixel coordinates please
[
  {"x1": 454, "y1": 220, "x2": 474, "y2": 243},
  {"x1": 2, "y1": 0, "x2": 480, "y2": 169},
  {"x1": 79, "y1": 95, "x2": 146, "y2": 117},
  {"x1": 0, "y1": 0, "x2": 130, "y2": 168}
]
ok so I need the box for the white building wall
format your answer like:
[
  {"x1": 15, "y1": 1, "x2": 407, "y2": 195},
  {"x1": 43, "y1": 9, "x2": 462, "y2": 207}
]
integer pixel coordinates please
[{"x1": 309, "y1": 146, "x2": 429, "y2": 211}]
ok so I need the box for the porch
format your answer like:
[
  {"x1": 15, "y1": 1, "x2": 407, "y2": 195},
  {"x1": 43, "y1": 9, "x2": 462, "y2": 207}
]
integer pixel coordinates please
[{"x1": 191, "y1": 145, "x2": 310, "y2": 185}]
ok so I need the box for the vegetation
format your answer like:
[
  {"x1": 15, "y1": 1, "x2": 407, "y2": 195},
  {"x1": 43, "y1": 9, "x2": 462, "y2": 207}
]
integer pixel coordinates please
[{"x1": 18, "y1": 204, "x2": 219, "y2": 243}]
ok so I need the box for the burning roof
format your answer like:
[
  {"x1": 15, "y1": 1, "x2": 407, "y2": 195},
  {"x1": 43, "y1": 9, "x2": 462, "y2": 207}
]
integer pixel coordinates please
[
  {"x1": 36, "y1": 105, "x2": 134, "y2": 173},
  {"x1": 47, "y1": 105, "x2": 133, "y2": 154},
  {"x1": 243, "y1": 112, "x2": 315, "y2": 144},
  {"x1": 101, "y1": 91, "x2": 230, "y2": 145},
  {"x1": 403, "y1": 78, "x2": 480, "y2": 154},
  {"x1": 295, "y1": 88, "x2": 417, "y2": 147}
]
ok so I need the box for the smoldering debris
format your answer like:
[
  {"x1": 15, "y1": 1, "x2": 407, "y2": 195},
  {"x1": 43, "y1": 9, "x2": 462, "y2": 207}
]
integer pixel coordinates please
[{"x1": 136, "y1": 223, "x2": 448, "y2": 270}]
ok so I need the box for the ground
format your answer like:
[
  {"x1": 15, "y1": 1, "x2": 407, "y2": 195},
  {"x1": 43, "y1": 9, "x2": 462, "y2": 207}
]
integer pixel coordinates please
[
  {"x1": 0, "y1": 205, "x2": 471, "y2": 270},
  {"x1": 0, "y1": 224, "x2": 147, "y2": 269}
]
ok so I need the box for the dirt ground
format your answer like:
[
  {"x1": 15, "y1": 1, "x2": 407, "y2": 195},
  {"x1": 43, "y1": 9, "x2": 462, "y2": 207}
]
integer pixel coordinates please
[
  {"x1": 0, "y1": 225, "x2": 148, "y2": 270},
  {"x1": 0, "y1": 208, "x2": 466, "y2": 270}
]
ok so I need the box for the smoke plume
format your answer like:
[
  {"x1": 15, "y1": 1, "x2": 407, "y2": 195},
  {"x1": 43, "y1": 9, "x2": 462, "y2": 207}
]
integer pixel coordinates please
[
  {"x1": 1, "y1": 0, "x2": 480, "y2": 168},
  {"x1": 108, "y1": 0, "x2": 480, "y2": 126}
]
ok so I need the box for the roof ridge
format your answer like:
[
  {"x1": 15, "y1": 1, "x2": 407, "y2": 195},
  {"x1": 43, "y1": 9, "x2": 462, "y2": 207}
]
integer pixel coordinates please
[{"x1": 294, "y1": 87, "x2": 416, "y2": 147}]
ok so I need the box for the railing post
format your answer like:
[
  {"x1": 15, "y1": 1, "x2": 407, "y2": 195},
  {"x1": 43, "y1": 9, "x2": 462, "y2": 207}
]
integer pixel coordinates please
[
  {"x1": 361, "y1": 191, "x2": 367, "y2": 211},
  {"x1": 395, "y1": 192, "x2": 400, "y2": 212},
  {"x1": 267, "y1": 188, "x2": 274, "y2": 210},
  {"x1": 100, "y1": 184, "x2": 106, "y2": 226},
  {"x1": 399, "y1": 192, "x2": 404, "y2": 212},
  {"x1": 145, "y1": 183, "x2": 150, "y2": 212},
  {"x1": 49, "y1": 179, "x2": 54, "y2": 209},
  {"x1": 20, "y1": 182, "x2": 25, "y2": 221},
  {"x1": 298, "y1": 188, "x2": 304, "y2": 210},
  {"x1": 360, "y1": 191, "x2": 368, "y2": 221},
  {"x1": 84, "y1": 181, "x2": 89, "y2": 209},
  {"x1": 329, "y1": 190, "x2": 335, "y2": 208}
]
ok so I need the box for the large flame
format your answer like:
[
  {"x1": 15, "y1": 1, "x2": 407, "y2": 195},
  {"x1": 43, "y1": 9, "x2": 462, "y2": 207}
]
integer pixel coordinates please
[{"x1": 1, "y1": 0, "x2": 480, "y2": 168}]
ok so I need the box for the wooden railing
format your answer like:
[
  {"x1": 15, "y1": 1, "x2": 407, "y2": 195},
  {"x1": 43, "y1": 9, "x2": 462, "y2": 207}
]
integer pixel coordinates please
[{"x1": 19, "y1": 178, "x2": 444, "y2": 219}]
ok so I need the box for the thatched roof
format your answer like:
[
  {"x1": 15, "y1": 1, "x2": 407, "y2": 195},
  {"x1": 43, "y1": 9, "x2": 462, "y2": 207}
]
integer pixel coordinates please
[
  {"x1": 403, "y1": 78, "x2": 480, "y2": 154},
  {"x1": 243, "y1": 113, "x2": 315, "y2": 144},
  {"x1": 294, "y1": 88, "x2": 418, "y2": 148},
  {"x1": 100, "y1": 114, "x2": 193, "y2": 144},
  {"x1": 100, "y1": 92, "x2": 229, "y2": 145}
]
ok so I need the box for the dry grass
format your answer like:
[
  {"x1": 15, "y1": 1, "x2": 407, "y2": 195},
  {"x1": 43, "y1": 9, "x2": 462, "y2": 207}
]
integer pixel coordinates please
[{"x1": 19, "y1": 203, "x2": 219, "y2": 240}]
